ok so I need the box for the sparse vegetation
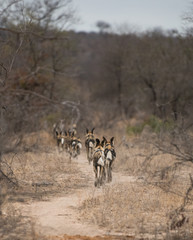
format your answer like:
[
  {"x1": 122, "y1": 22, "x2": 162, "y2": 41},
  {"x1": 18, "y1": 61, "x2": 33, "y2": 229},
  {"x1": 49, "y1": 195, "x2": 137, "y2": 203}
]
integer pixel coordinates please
[{"x1": 1, "y1": 0, "x2": 193, "y2": 239}]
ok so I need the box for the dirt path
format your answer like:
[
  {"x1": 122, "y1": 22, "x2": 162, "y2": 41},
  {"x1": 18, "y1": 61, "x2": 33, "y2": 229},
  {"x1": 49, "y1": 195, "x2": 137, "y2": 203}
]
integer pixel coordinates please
[{"x1": 14, "y1": 151, "x2": 136, "y2": 238}]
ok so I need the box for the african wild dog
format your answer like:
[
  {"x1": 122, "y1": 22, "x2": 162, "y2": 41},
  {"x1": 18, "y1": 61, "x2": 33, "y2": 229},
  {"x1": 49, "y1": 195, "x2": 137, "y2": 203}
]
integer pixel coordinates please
[
  {"x1": 53, "y1": 119, "x2": 66, "y2": 151},
  {"x1": 93, "y1": 138, "x2": 105, "y2": 187},
  {"x1": 70, "y1": 132, "x2": 82, "y2": 159},
  {"x1": 103, "y1": 136, "x2": 116, "y2": 182},
  {"x1": 71, "y1": 124, "x2": 77, "y2": 136},
  {"x1": 85, "y1": 128, "x2": 95, "y2": 164},
  {"x1": 64, "y1": 129, "x2": 72, "y2": 153}
]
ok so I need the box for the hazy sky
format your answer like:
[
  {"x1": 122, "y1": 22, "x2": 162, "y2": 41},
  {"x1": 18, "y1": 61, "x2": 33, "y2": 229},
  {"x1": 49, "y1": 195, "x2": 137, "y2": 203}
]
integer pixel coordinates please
[{"x1": 72, "y1": 0, "x2": 192, "y2": 33}]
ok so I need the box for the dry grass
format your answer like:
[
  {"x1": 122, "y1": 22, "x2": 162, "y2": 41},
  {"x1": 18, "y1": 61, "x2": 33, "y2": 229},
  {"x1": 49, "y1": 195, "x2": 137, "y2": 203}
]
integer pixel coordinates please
[
  {"x1": 80, "y1": 182, "x2": 193, "y2": 239},
  {"x1": 79, "y1": 182, "x2": 186, "y2": 237},
  {"x1": 0, "y1": 130, "x2": 87, "y2": 240},
  {"x1": 1, "y1": 129, "x2": 193, "y2": 239},
  {"x1": 2, "y1": 150, "x2": 85, "y2": 200},
  {"x1": 80, "y1": 132, "x2": 193, "y2": 239},
  {"x1": 114, "y1": 133, "x2": 193, "y2": 195},
  {"x1": 0, "y1": 205, "x2": 35, "y2": 240},
  {"x1": 1, "y1": 130, "x2": 87, "y2": 200},
  {"x1": 44, "y1": 234, "x2": 134, "y2": 240}
]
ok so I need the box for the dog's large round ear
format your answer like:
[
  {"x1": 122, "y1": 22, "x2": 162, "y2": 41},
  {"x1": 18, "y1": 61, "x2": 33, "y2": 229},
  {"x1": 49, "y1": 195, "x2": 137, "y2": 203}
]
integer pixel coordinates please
[
  {"x1": 91, "y1": 128, "x2": 95, "y2": 134},
  {"x1": 110, "y1": 137, "x2": 115, "y2": 146},
  {"x1": 101, "y1": 139, "x2": 105, "y2": 147},
  {"x1": 95, "y1": 138, "x2": 100, "y2": 146},
  {"x1": 103, "y1": 136, "x2": 107, "y2": 144},
  {"x1": 86, "y1": 128, "x2": 89, "y2": 134}
]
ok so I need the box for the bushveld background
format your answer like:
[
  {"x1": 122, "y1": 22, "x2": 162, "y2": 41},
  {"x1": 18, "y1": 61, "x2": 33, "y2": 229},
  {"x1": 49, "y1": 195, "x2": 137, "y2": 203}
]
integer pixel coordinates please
[{"x1": 1, "y1": 1, "x2": 193, "y2": 239}]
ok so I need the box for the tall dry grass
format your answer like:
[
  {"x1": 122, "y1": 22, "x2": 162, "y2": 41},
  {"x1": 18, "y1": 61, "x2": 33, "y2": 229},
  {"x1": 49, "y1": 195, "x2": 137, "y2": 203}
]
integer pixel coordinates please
[
  {"x1": 0, "y1": 130, "x2": 86, "y2": 240},
  {"x1": 80, "y1": 129, "x2": 193, "y2": 239}
]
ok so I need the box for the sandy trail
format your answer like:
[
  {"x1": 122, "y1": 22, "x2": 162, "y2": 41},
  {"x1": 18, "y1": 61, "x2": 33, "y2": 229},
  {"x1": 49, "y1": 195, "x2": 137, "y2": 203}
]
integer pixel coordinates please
[{"x1": 15, "y1": 151, "x2": 136, "y2": 238}]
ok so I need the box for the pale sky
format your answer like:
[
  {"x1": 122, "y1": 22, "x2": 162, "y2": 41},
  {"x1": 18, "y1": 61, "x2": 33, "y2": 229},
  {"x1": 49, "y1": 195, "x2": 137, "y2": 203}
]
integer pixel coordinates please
[{"x1": 72, "y1": 0, "x2": 192, "y2": 33}]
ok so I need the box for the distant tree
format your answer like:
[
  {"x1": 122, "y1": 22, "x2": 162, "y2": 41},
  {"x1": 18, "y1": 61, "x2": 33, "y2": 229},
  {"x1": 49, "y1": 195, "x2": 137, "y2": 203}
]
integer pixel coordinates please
[
  {"x1": 96, "y1": 20, "x2": 111, "y2": 33},
  {"x1": 182, "y1": 1, "x2": 193, "y2": 34}
]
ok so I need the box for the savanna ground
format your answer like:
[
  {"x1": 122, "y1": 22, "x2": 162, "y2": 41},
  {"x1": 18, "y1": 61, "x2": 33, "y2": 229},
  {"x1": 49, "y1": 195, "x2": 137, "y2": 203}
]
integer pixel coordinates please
[
  {"x1": 2, "y1": 1, "x2": 193, "y2": 239},
  {"x1": 1, "y1": 121, "x2": 193, "y2": 240}
]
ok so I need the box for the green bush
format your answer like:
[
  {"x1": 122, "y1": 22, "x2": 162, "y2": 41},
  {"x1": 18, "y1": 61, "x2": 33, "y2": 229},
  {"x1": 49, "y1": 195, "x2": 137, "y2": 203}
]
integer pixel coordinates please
[
  {"x1": 126, "y1": 115, "x2": 174, "y2": 136},
  {"x1": 126, "y1": 124, "x2": 145, "y2": 136}
]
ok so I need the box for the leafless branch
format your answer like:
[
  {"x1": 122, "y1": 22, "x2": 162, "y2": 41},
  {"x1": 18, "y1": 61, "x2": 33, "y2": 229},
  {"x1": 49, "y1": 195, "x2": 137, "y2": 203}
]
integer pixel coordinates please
[
  {"x1": 0, "y1": 169, "x2": 18, "y2": 187},
  {"x1": 0, "y1": 0, "x2": 22, "y2": 16},
  {"x1": 0, "y1": 63, "x2": 8, "y2": 87},
  {"x1": 8, "y1": 35, "x2": 24, "y2": 73}
]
